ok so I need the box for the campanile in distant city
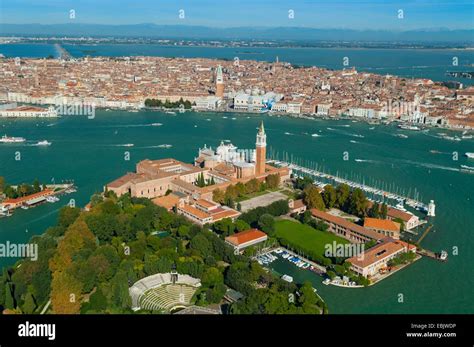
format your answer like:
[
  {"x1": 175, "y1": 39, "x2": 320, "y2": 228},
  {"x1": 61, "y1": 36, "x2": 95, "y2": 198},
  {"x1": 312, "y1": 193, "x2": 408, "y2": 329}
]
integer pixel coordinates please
[
  {"x1": 255, "y1": 121, "x2": 266, "y2": 175},
  {"x1": 216, "y1": 65, "x2": 224, "y2": 98}
]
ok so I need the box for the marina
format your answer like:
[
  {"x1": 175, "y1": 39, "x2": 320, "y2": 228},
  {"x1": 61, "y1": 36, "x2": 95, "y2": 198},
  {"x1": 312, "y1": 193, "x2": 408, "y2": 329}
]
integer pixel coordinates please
[{"x1": 267, "y1": 159, "x2": 430, "y2": 213}]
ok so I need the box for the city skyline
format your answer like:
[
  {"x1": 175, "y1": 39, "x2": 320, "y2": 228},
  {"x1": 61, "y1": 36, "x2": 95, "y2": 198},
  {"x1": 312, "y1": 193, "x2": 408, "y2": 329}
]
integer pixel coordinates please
[{"x1": 1, "y1": 0, "x2": 473, "y2": 30}]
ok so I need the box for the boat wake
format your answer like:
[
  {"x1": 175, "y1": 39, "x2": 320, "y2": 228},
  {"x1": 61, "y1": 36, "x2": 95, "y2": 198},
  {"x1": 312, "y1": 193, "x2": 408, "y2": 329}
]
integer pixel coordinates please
[
  {"x1": 401, "y1": 159, "x2": 460, "y2": 172},
  {"x1": 112, "y1": 144, "x2": 134, "y2": 147},
  {"x1": 354, "y1": 159, "x2": 378, "y2": 163}
]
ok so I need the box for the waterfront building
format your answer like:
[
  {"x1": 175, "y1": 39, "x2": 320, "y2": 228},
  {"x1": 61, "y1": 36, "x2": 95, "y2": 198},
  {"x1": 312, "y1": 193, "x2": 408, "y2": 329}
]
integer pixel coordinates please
[
  {"x1": 272, "y1": 102, "x2": 288, "y2": 112},
  {"x1": 287, "y1": 102, "x2": 303, "y2": 114},
  {"x1": 225, "y1": 228, "x2": 268, "y2": 252},
  {"x1": 363, "y1": 217, "x2": 401, "y2": 239},
  {"x1": 193, "y1": 96, "x2": 222, "y2": 110},
  {"x1": 386, "y1": 207, "x2": 422, "y2": 231},
  {"x1": 0, "y1": 189, "x2": 55, "y2": 210},
  {"x1": 0, "y1": 102, "x2": 17, "y2": 110},
  {"x1": 348, "y1": 238, "x2": 417, "y2": 278},
  {"x1": 316, "y1": 103, "x2": 332, "y2": 116},
  {"x1": 310, "y1": 209, "x2": 383, "y2": 243},
  {"x1": 0, "y1": 105, "x2": 58, "y2": 118},
  {"x1": 347, "y1": 107, "x2": 376, "y2": 119}
]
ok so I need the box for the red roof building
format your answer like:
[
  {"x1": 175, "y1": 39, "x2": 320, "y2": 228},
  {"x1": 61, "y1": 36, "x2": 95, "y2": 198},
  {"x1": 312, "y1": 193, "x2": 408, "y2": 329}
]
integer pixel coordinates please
[{"x1": 225, "y1": 229, "x2": 268, "y2": 252}]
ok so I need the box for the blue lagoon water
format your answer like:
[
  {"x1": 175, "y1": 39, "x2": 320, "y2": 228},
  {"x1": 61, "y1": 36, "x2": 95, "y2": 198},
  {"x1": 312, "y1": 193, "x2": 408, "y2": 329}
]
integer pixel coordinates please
[{"x1": 0, "y1": 111, "x2": 473, "y2": 313}]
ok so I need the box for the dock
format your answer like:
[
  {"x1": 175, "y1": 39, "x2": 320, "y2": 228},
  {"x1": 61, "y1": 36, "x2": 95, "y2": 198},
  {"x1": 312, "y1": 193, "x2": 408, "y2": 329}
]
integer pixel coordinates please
[
  {"x1": 417, "y1": 224, "x2": 433, "y2": 244},
  {"x1": 416, "y1": 248, "x2": 444, "y2": 261}
]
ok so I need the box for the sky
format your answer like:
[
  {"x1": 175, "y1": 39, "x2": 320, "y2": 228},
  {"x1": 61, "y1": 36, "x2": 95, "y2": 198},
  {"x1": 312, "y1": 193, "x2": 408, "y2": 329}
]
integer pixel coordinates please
[{"x1": 0, "y1": 0, "x2": 473, "y2": 30}]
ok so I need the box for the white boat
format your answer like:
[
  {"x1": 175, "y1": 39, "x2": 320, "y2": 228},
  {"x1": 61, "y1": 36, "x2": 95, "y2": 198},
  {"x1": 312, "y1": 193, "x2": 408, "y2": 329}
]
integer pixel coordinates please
[
  {"x1": 151, "y1": 123, "x2": 162, "y2": 126},
  {"x1": 439, "y1": 250, "x2": 448, "y2": 261},
  {"x1": 36, "y1": 140, "x2": 52, "y2": 146},
  {"x1": 323, "y1": 278, "x2": 331, "y2": 285},
  {"x1": 396, "y1": 201, "x2": 406, "y2": 211},
  {"x1": 165, "y1": 111, "x2": 177, "y2": 115},
  {"x1": 21, "y1": 205, "x2": 29, "y2": 210},
  {"x1": 46, "y1": 196, "x2": 59, "y2": 203},
  {"x1": 397, "y1": 134, "x2": 408, "y2": 139},
  {"x1": 0, "y1": 135, "x2": 26, "y2": 143},
  {"x1": 157, "y1": 144, "x2": 172, "y2": 148},
  {"x1": 465, "y1": 152, "x2": 474, "y2": 159},
  {"x1": 311, "y1": 133, "x2": 320, "y2": 137},
  {"x1": 398, "y1": 124, "x2": 421, "y2": 131},
  {"x1": 281, "y1": 275, "x2": 293, "y2": 283},
  {"x1": 122, "y1": 144, "x2": 134, "y2": 147}
]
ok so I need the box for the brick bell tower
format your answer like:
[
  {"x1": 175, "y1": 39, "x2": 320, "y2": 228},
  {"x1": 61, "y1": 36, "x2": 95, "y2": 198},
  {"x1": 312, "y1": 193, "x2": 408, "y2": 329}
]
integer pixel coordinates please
[
  {"x1": 255, "y1": 120, "x2": 267, "y2": 175},
  {"x1": 216, "y1": 65, "x2": 224, "y2": 98}
]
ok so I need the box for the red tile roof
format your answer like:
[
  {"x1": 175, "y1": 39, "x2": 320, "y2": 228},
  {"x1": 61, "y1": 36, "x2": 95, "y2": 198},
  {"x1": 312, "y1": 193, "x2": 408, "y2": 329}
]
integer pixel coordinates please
[
  {"x1": 225, "y1": 228, "x2": 267, "y2": 246},
  {"x1": 364, "y1": 218, "x2": 400, "y2": 232}
]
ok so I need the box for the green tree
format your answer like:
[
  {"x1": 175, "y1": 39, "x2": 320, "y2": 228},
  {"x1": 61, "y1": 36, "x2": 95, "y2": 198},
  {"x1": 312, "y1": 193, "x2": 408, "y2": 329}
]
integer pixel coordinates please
[
  {"x1": 347, "y1": 188, "x2": 368, "y2": 217},
  {"x1": 4, "y1": 282, "x2": 14, "y2": 309},
  {"x1": 201, "y1": 267, "x2": 223, "y2": 288},
  {"x1": 322, "y1": 185, "x2": 337, "y2": 209},
  {"x1": 23, "y1": 291, "x2": 37, "y2": 314},
  {"x1": 368, "y1": 202, "x2": 380, "y2": 218},
  {"x1": 380, "y1": 203, "x2": 388, "y2": 219},
  {"x1": 258, "y1": 214, "x2": 275, "y2": 235},
  {"x1": 213, "y1": 189, "x2": 225, "y2": 204},
  {"x1": 265, "y1": 174, "x2": 280, "y2": 189},
  {"x1": 245, "y1": 178, "x2": 260, "y2": 193},
  {"x1": 33, "y1": 178, "x2": 41, "y2": 193},
  {"x1": 335, "y1": 183, "x2": 351, "y2": 209},
  {"x1": 303, "y1": 185, "x2": 325, "y2": 210}
]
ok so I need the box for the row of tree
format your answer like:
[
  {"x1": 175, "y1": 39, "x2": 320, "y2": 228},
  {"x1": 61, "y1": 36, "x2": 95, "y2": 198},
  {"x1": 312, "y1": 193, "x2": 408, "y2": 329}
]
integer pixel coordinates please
[
  {"x1": 0, "y1": 177, "x2": 45, "y2": 199},
  {"x1": 299, "y1": 180, "x2": 389, "y2": 220},
  {"x1": 144, "y1": 98, "x2": 193, "y2": 109}
]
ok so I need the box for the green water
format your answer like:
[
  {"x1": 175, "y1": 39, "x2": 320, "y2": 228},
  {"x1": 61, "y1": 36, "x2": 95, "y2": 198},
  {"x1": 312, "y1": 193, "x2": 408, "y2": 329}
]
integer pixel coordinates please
[{"x1": 0, "y1": 110, "x2": 473, "y2": 313}]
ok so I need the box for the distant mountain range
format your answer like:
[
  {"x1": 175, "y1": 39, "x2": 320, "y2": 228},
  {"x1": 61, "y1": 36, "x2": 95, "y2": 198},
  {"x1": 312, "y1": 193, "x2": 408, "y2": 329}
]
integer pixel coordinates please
[{"x1": 1, "y1": 23, "x2": 473, "y2": 43}]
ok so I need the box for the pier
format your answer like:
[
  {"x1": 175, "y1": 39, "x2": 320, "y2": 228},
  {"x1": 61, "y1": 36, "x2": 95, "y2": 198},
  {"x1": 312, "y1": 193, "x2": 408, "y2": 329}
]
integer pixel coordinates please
[
  {"x1": 417, "y1": 224, "x2": 433, "y2": 244},
  {"x1": 267, "y1": 159, "x2": 429, "y2": 212},
  {"x1": 416, "y1": 248, "x2": 443, "y2": 261}
]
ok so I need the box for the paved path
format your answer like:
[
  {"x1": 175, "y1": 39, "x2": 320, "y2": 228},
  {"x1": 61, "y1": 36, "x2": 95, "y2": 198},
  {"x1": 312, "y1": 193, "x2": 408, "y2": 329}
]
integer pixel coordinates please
[{"x1": 239, "y1": 191, "x2": 287, "y2": 212}]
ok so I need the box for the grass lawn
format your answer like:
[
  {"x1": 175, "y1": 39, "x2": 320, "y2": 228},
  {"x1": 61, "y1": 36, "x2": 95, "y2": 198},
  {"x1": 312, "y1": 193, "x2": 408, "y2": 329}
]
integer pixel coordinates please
[{"x1": 274, "y1": 220, "x2": 349, "y2": 257}]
